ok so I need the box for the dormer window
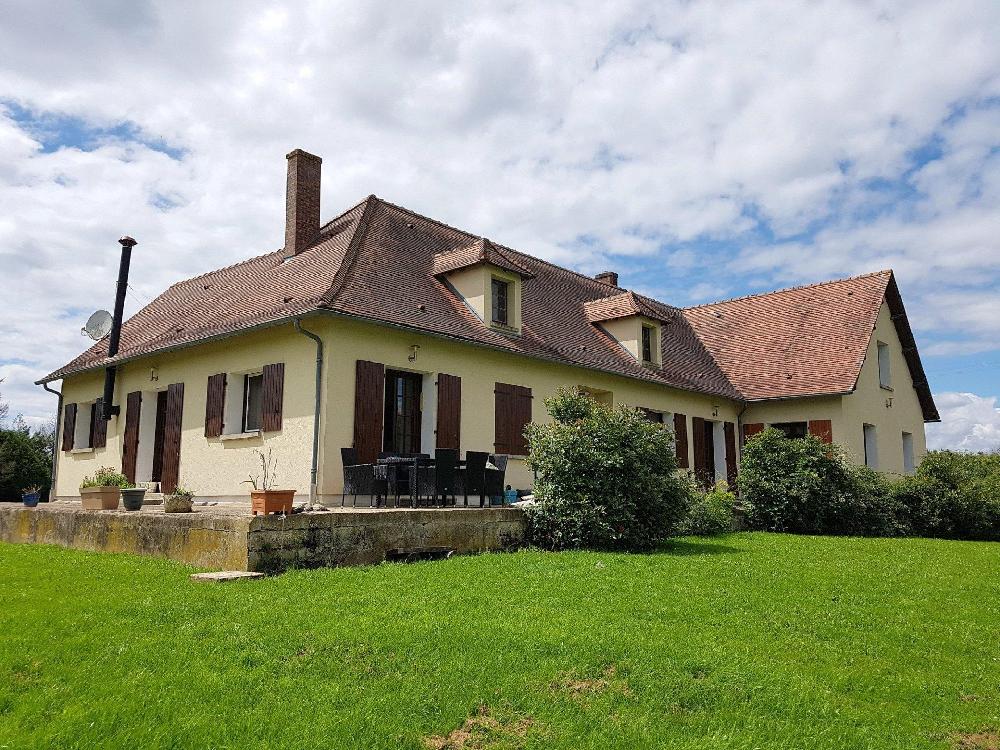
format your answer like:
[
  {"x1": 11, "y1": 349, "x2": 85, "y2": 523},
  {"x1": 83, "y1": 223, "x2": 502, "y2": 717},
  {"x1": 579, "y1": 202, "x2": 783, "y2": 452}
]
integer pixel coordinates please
[
  {"x1": 641, "y1": 325, "x2": 654, "y2": 363},
  {"x1": 491, "y1": 278, "x2": 510, "y2": 326}
]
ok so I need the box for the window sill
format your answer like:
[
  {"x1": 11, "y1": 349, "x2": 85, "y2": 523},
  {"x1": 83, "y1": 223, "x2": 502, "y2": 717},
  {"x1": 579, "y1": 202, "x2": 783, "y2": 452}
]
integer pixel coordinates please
[
  {"x1": 70, "y1": 447, "x2": 94, "y2": 454},
  {"x1": 880, "y1": 384, "x2": 894, "y2": 392},
  {"x1": 220, "y1": 430, "x2": 262, "y2": 441},
  {"x1": 489, "y1": 322, "x2": 520, "y2": 335}
]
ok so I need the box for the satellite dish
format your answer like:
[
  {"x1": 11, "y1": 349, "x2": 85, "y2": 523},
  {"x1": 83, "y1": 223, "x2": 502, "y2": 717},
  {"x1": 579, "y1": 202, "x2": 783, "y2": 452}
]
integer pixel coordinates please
[{"x1": 82, "y1": 310, "x2": 113, "y2": 340}]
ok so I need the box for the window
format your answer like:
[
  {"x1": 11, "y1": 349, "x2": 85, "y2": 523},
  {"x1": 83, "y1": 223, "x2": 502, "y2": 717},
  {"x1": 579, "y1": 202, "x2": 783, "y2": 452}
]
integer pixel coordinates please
[
  {"x1": 641, "y1": 325, "x2": 653, "y2": 362},
  {"x1": 902, "y1": 432, "x2": 915, "y2": 474},
  {"x1": 863, "y1": 423, "x2": 878, "y2": 468},
  {"x1": 383, "y1": 370, "x2": 423, "y2": 454},
  {"x1": 772, "y1": 421, "x2": 808, "y2": 439},
  {"x1": 877, "y1": 341, "x2": 891, "y2": 389},
  {"x1": 491, "y1": 278, "x2": 509, "y2": 325},
  {"x1": 242, "y1": 373, "x2": 263, "y2": 432},
  {"x1": 73, "y1": 401, "x2": 95, "y2": 449},
  {"x1": 640, "y1": 408, "x2": 664, "y2": 424}
]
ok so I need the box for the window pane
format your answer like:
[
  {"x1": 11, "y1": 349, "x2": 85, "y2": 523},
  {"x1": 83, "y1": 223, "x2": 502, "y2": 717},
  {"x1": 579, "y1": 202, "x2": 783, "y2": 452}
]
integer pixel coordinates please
[
  {"x1": 772, "y1": 421, "x2": 807, "y2": 439},
  {"x1": 491, "y1": 279, "x2": 508, "y2": 324},
  {"x1": 244, "y1": 374, "x2": 263, "y2": 432},
  {"x1": 642, "y1": 326, "x2": 652, "y2": 361}
]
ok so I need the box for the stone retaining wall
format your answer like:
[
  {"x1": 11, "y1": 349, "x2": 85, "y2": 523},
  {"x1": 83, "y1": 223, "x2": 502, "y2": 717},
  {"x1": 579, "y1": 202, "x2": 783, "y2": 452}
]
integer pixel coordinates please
[{"x1": 0, "y1": 504, "x2": 527, "y2": 573}]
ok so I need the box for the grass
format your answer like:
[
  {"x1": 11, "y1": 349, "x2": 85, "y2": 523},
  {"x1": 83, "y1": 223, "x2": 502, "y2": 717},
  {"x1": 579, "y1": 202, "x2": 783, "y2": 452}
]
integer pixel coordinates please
[{"x1": 1, "y1": 534, "x2": 999, "y2": 749}]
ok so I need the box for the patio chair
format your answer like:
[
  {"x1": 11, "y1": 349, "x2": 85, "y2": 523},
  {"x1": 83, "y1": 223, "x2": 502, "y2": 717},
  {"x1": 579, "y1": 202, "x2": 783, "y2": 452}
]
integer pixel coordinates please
[
  {"x1": 341, "y1": 448, "x2": 386, "y2": 507},
  {"x1": 456, "y1": 451, "x2": 489, "y2": 507},
  {"x1": 486, "y1": 454, "x2": 509, "y2": 506},
  {"x1": 413, "y1": 449, "x2": 459, "y2": 507}
]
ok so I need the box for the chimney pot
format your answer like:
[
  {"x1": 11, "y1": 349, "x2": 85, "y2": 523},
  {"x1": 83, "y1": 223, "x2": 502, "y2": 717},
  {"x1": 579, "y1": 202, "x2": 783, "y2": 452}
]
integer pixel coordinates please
[
  {"x1": 284, "y1": 149, "x2": 322, "y2": 258},
  {"x1": 595, "y1": 271, "x2": 619, "y2": 287}
]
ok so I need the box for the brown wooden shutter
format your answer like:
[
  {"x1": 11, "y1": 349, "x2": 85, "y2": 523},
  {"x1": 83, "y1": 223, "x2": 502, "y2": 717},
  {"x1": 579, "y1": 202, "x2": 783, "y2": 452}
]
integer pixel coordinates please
[
  {"x1": 494, "y1": 383, "x2": 532, "y2": 455},
  {"x1": 204, "y1": 373, "x2": 226, "y2": 438},
  {"x1": 122, "y1": 391, "x2": 142, "y2": 483},
  {"x1": 808, "y1": 419, "x2": 833, "y2": 444},
  {"x1": 724, "y1": 421, "x2": 737, "y2": 487},
  {"x1": 743, "y1": 422, "x2": 765, "y2": 443},
  {"x1": 353, "y1": 360, "x2": 385, "y2": 463},
  {"x1": 436, "y1": 373, "x2": 461, "y2": 450},
  {"x1": 692, "y1": 416, "x2": 708, "y2": 483},
  {"x1": 673, "y1": 412, "x2": 689, "y2": 469},
  {"x1": 61, "y1": 403, "x2": 77, "y2": 452},
  {"x1": 261, "y1": 363, "x2": 284, "y2": 432},
  {"x1": 160, "y1": 382, "x2": 185, "y2": 494},
  {"x1": 91, "y1": 399, "x2": 108, "y2": 448}
]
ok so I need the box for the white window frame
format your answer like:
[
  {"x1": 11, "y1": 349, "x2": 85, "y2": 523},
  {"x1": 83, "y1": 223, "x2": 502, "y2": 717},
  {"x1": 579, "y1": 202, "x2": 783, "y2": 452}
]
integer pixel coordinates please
[{"x1": 222, "y1": 369, "x2": 263, "y2": 437}]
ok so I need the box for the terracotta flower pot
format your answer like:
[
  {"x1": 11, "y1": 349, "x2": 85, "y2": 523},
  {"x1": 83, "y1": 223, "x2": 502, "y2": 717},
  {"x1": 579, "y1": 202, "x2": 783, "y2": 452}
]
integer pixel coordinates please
[
  {"x1": 80, "y1": 486, "x2": 121, "y2": 510},
  {"x1": 250, "y1": 489, "x2": 295, "y2": 516}
]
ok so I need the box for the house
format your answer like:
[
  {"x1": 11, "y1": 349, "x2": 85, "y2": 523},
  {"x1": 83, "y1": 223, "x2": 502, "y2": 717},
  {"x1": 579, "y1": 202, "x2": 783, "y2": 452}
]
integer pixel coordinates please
[{"x1": 37, "y1": 149, "x2": 938, "y2": 503}]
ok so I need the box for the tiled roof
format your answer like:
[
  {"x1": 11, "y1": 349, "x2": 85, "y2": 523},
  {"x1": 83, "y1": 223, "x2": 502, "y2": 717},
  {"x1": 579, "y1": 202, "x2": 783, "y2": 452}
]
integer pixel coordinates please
[
  {"x1": 38, "y1": 196, "x2": 936, "y2": 422},
  {"x1": 584, "y1": 290, "x2": 674, "y2": 324},
  {"x1": 431, "y1": 237, "x2": 534, "y2": 278},
  {"x1": 682, "y1": 271, "x2": 938, "y2": 421}
]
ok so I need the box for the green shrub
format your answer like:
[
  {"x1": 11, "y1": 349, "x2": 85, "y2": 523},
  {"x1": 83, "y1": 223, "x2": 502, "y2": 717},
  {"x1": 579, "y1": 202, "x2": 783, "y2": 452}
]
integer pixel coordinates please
[
  {"x1": 740, "y1": 429, "x2": 907, "y2": 536},
  {"x1": 80, "y1": 466, "x2": 130, "y2": 490},
  {"x1": 892, "y1": 451, "x2": 1000, "y2": 541},
  {"x1": 525, "y1": 388, "x2": 689, "y2": 552},
  {"x1": 678, "y1": 480, "x2": 737, "y2": 536}
]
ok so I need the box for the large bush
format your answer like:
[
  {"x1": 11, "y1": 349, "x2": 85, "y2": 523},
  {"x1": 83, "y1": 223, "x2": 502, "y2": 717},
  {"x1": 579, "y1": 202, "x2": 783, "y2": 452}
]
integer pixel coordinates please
[
  {"x1": 740, "y1": 428, "x2": 907, "y2": 536},
  {"x1": 677, "y1": 480, "x2": 737, "y2": 536},
  {"x1": 892, "y1": 450, "x2": 1000, "y2": 541},
  {"x1": 0, "y1": 427, "x2": 51, "y2": 500},
  {"x1": 525, "y1": 388, "x2": 689, "y2": 551}
]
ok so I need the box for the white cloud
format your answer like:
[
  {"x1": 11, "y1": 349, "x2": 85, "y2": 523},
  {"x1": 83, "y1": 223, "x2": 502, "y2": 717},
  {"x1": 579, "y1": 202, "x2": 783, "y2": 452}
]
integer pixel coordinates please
[
  {"x1": 927, "y1": 392, "x2": 1000, "y2": 453},
  {"x1": 0, "y1": 0, "x2": 997, "y2": 456}
]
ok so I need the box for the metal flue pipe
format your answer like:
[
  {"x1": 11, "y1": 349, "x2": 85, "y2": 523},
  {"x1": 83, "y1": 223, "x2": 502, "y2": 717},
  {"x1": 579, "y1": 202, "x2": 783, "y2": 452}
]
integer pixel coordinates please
[{"x1": 101, "y1": 236, "x2": 136, "y2": 421}]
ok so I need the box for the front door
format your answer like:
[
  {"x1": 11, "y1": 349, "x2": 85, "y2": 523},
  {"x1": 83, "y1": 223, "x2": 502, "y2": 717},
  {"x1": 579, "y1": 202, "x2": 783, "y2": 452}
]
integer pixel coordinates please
[
  {"x1": 151, "y1": 390, "x2": 168, "y2": 483},
  {"x1": 383, "y1": 370, "x2": 422, "y2": 455}
]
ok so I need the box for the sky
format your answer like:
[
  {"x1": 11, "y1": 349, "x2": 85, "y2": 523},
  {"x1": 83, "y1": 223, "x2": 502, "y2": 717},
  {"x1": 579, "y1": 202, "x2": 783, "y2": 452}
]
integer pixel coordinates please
[{"x1": 0, "y1": 0, "x2": 998, "y2": 451}]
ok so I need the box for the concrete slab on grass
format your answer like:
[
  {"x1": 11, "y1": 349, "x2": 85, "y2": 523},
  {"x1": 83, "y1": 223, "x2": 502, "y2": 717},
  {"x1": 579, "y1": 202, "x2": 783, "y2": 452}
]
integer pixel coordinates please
[{"x1": 190, "y1": 571, "x2": 265, "y2": 583}]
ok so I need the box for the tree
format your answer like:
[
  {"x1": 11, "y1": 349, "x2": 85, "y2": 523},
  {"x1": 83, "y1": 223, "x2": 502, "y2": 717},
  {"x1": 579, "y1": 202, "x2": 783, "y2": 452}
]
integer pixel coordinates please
[
  {"x1": 0, "y1": 428, "x2": 51, "y2": 500},
  {"x1": 0, "y1": 386, "x2": 8, "y2": 428},
  {"x1": 525, "y1": 388, "x2": 690, "y2": 551}
]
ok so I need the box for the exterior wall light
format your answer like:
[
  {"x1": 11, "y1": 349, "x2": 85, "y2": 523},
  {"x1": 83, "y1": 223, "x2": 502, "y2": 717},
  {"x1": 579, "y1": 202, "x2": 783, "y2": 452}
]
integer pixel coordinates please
[
  {"x1": 408, "y1": 345, "x2": 420, "y2": 363},
  {"x1": 150, "y1": 368, "x2": 159, "y2": 382},
  {"x1": 711, "y1": 404, "x2": 720, "y2": 417}
]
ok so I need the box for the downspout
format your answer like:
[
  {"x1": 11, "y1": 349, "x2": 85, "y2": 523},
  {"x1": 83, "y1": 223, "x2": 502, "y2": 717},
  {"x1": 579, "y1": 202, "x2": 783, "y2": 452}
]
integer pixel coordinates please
[
  {"x1": 41, "y1": 382, "x2": 62, "y2": 501},
  {"x1": 294, "y1": 319, "x2": 323, "y2": 506}
]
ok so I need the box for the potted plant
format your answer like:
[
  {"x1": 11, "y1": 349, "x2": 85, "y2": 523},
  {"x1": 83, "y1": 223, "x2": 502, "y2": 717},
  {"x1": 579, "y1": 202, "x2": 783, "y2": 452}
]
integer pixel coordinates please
[
  {"x1": 21, "y1": 485, "x2": 42, "y2": 508},
  {"x1": 242, "y1": 448, "x2": 295, "y2": 516},
  {"x1": 164, "y1": 485, "x2": 195, "y2": 513},
  {"x1": 120, "y1": 482, "x2": 147, "y2": 511},
  {"x1": 79, "y1": 467, "x2": 129, "y2": 510}
]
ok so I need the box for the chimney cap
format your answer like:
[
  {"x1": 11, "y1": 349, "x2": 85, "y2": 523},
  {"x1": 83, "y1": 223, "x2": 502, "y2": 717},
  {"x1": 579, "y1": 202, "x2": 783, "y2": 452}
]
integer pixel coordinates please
[
  {"x1": 119, "y1": 236, "x2": 137, "y2": 248},
  {"x1": 286, "y1": 148, "x2": 322, "y2": 163},
  {"x1": 595, "y1": 271, "x2": 619, "y2": 286}
]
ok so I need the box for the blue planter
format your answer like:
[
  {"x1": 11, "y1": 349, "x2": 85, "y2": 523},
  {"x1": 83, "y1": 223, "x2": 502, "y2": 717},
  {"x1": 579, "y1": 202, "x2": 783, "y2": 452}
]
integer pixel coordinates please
[{"x1": 22, "y1": 492, "x2": 41, "y2": 508}]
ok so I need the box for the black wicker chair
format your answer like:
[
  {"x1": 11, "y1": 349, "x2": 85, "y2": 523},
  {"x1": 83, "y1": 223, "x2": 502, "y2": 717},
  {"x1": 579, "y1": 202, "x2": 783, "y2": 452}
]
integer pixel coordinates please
[
  {"x1": 457, "y1": 451, "x2": 489, "y2": 507},
  {"x1": 486, "y1": 454, "x2": 509, "y2": 506},
  {"x1": 341, "y1": 448, "x2": 386, "y2": 507},
  {"x1": 413, "y1": 449, "x2": 459, "y2": 506}
]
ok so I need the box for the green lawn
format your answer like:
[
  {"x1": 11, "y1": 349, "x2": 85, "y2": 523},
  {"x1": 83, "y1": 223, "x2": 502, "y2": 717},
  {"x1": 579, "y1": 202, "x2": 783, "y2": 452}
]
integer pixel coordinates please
[{"x1": 2, "y1": 535, "x2": 999, "y2": 749}]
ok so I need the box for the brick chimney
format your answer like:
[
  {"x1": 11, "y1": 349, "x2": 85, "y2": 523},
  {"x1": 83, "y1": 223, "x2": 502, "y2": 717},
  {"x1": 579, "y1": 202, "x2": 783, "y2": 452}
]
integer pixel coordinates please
[
  {"x1": 595, "y1": 271, "x2": 619, "y2": 286},
  {"x1": 284, "y1": 149, "x2": 322, "y2": 258}
]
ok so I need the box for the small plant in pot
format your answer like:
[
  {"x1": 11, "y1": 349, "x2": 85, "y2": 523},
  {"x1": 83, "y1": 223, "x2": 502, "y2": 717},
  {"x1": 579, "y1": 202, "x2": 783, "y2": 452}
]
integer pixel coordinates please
[
  {"x1": 80, "y1": 467, "x2": 129, "y2": 510},
  {"x1": 164, "y1": 485, "x2": 195, "y2": 513},
  {"x1": 21, "y1": 485, "x2": 42, "y2": 508},
  {"x1": 120, "y1": 482, "x2": 147, "y2": 511},
  {"x1": 242, "y1": 448, "x2": 295, "y2": 516}
]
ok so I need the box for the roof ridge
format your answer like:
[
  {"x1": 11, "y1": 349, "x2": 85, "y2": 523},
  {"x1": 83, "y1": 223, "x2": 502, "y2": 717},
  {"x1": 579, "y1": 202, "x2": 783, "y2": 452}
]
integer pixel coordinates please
[
  {"x1": 683, "y1": 269, "x2": 893, "y2": 310},
  {"x1": 374, "y1": 196, "x2": 628, "y2": 294},
  {"x1": 317, "y1": 194, "x2": 374, "y2": 234},
  {"x1": 320, "y1": 195, "x2": 380, "y2": 305}
]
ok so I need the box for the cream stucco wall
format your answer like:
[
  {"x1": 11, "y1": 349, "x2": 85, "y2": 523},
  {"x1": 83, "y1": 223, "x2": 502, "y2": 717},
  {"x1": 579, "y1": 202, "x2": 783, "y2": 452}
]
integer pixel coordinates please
[
  {"x1": 600, "y1": 316, "x2": 661, "y2": 366},
  {"x1": 56, "y1": 324, "x2": 321, "y2": 501},
  {"x1": 742, "y1": 302, "x2": 928, "y2": 475},
  {"x1": 445, "y1": 264, "x2": 522, "y2": 331}
]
